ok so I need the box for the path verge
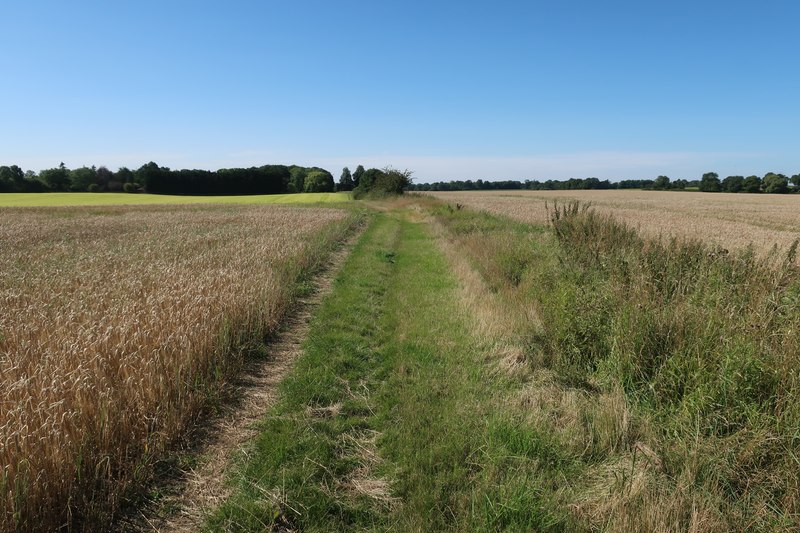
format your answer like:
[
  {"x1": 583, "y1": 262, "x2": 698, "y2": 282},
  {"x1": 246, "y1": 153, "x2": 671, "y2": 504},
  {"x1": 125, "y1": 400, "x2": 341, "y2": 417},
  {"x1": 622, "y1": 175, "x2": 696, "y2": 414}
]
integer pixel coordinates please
[{"x1": 118, "y1": 221, "x2": 366, "y2": 532}]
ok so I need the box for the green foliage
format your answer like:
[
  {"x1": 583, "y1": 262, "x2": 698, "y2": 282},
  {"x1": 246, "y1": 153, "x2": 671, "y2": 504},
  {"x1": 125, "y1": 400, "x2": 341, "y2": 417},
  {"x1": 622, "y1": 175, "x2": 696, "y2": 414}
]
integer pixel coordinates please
[
  {"x1": 0, "y1": 165, "x2": 24, "y2": 192},
  {"x1": 303, "y1": 170, "x2": 335, "y2": 192},
  {"x1": 352, "y1": 167, "x2": 412, "y2": 199},
  {"x1": 652, "y1": 175, "x2": 670, "y2": 189},
  {"x1": 743, "y1": 174, "x2": 762, "y2": 192},
  {"x1": 699, "y1": 172, "x2": 720, "y2": 192},
  {"x1": 38, "y1": 163, "x2": 71, "y2": 191},
  {"x1": 115, "y1": 167, "x2": 134, "y2": 183},
  {"x1": 352, "y1": 164, "x2": 365, "y2": 189},
  {"x1": 337, "y1": 167, "x2": 354, "y2": 191},
  {"x1": 763, "y1": 172, "x2": 789, "y2": 194},
  {"x1": 722, "y1": 175, "x2": 744, "y2": 192},
  {"x1": 69, "y1": 166, "x2": 97, "y2": 191},
  {"x1": 288, "y1": 166, "x2": 307, "y2": 193},
  {"x1": 135, "y1": 161, "x2": 168, "y2": 192}
]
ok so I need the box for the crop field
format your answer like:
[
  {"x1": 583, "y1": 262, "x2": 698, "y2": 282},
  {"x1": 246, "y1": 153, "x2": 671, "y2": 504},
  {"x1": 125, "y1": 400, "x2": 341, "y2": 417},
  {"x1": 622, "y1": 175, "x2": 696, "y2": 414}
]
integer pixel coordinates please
[
  {"x1": 0, "y1": 191, "x2": 350, "y2": 207},
  {"x1": 0, "y1": 204, "x2": 355, "y2": 530},
  {"x1": 428, "y1": 189, "x2": 800, "y2": 254},
  {"x1": 4, "y1": 192, "x2": 800, "y2": 533}
]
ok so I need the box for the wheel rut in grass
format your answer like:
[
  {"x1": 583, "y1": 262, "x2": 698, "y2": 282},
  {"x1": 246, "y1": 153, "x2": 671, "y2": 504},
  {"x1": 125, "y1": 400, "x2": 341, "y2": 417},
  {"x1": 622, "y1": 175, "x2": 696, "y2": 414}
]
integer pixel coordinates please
[
  {"x1": 118, "y1": 226, "x2": 364, "y2": 533},
  {"x1": 205, "y1": 209, "x2": 578, "y2": 531}
]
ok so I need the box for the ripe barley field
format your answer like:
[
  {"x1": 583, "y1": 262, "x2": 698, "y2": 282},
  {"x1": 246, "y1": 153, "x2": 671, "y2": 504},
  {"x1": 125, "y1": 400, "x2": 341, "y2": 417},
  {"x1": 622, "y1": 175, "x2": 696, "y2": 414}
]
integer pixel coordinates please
[
  {"x1": 429, "y1": 189, "x2": 800, "y2": 255},
  {"x1": 0, "y1": 204, "x2": 355, "y2": 531}
]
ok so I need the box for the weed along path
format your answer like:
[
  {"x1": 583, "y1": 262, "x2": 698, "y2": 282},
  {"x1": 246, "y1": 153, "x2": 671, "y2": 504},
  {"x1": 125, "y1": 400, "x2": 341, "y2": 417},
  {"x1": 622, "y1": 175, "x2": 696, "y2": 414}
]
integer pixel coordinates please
[{"x1": 205, "y1": 209, "x2": 578, "y2": 531}]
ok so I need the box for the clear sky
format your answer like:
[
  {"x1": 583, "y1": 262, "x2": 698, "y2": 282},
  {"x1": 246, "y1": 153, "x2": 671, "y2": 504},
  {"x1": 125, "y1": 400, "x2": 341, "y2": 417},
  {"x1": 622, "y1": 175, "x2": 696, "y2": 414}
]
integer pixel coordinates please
[{"x1": 1, "y1": 1, "x2": 798, "y2": 181}]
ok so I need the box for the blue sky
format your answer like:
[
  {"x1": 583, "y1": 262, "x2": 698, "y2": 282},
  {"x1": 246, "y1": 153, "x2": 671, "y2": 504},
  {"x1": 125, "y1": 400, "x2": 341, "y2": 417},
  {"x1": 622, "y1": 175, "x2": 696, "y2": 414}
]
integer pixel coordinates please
[{"x1": 1, "y1": 1, "x2": 798, "y2": 181}]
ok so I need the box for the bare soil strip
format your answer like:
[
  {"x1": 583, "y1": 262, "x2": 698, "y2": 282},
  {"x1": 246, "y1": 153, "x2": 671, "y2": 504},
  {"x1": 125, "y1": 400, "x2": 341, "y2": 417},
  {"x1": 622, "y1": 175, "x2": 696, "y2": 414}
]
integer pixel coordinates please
[{"x1": 117, "y1": 229, "x2": 362, "y2": 532}]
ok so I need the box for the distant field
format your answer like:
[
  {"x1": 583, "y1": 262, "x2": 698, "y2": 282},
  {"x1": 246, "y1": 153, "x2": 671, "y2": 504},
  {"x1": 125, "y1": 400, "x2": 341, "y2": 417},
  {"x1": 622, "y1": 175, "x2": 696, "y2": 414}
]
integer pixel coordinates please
[
  {"x1": 0, "y1": 191, "x2": 350, "y2": 207},
  {"x1": 429, "y1": 189, "x2": 800, "y2": 253}
]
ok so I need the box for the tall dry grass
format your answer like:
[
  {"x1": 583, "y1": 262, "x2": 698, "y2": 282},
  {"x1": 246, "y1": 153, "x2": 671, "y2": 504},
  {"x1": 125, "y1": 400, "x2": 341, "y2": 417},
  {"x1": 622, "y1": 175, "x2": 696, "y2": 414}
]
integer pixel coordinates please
[
  {"x1": 429, "y1": 199, "x2": 800, "y2": 531},
  {"x1": 0, "y1": 204, "x2": 354, "y2": 531}
]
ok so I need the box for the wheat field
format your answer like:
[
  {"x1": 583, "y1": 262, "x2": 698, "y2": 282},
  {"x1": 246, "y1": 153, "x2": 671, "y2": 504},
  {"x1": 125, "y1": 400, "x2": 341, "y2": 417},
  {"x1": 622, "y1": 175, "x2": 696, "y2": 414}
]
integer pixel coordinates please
[
  {"x1": 429, "y1": 189, "x2": 800, "y2": 254},
  {"x1": 0, "y1": 204, "x2": 352, "y2": 531}
]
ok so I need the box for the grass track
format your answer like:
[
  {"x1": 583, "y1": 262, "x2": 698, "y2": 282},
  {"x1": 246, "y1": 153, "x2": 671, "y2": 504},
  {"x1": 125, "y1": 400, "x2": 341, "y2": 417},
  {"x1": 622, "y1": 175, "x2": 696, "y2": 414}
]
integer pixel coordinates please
[
  {"x1": 207, "y1": 209, "x2": 577, "y2": 531},
  {"x1": 0, "y1": 191, "x2": 350, "y2": 207}
]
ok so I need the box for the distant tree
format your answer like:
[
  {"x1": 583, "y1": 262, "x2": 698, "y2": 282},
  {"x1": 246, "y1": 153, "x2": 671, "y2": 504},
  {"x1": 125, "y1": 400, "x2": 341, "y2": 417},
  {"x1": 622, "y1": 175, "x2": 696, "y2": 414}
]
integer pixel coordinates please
[
  {"x1": 699, "y1": 172, "x2": 721, "y2": 192},
  {"x1": 352, "y1": 167, "x2": 412, "y2": 198},
  {"x1": 352, "y1": 165, "x2": 365, "y2": 189},
  {"x1": 39, "y1": 163, "x2": 71, "y2": 191},
  {"x1": 652, "y1": 175, "x2": 670, "y2": 190},
  {"x1": 763, "y1": 172, "x2": 789, "y2": 194},
  {"x1": 304, "y1": 170, "x2": 335, "y2": 192},
  {"x1": 338, "y1": 167, "x2": 354, "y2": 191},
  {"x1": 116, "y1": 167, "x2": 134, "y2": 183},
  {"x1": 135, "y1": 162, "x2": 169, "y2": 193},
  {"x1": 672, "y1": 179, "x2": 688, "y2": 190},
  {"x1": 742, "y1": 175, "x2": 762, "y2": 193},
  {"x1": 791, "y1": 173, "x2": 800, "y2": 190},
  {"x1": 0, "y1": 165, "x2": 25, "y2": 191},
  {"x1": 722, "y1": 175, "x2": 744, "y2": 193},
  {"x1": 373, "y1": 168, "x2": 412, "y2": 195},
  {"x1": 288, "y1": 166, "x2": 307, "y2": 193},
  {"x1": 69, "y1": 166, "x2": 97, "y2": 191},
  {"x1": 96, "y1": 166, "x2": 113, "y2": 191}
]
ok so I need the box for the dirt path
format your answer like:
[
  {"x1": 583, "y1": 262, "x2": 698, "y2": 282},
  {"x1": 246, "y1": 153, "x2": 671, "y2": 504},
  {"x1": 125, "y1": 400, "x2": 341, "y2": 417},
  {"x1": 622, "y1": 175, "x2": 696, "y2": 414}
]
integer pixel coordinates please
[{"x1": 118, "y1": 230, "x2": 362, "y2": 532}]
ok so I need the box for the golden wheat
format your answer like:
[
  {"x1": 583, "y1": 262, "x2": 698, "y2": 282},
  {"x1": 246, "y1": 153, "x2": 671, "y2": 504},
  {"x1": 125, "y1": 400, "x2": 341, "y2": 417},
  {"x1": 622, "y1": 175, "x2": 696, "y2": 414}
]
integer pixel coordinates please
[
  {"x1": 429, "y1": 189, "x2": 800, "y2": 254},
  {"x1": 0, "y1": 204, "x2": 351, "y2": 531}
]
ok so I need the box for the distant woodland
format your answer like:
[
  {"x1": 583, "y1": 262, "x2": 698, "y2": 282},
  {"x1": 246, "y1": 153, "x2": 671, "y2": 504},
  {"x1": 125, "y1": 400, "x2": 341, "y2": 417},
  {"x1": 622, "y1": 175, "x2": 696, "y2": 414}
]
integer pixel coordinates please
[
  {"x1": 3, "y1": 163, "x2": 799, "y2": 195},
  {"x1": 0, "y1": 162, "x2": 416, "y2": 197},
  {"x1": 409, "y1": 171, "x2": 800, "y2": 194}
]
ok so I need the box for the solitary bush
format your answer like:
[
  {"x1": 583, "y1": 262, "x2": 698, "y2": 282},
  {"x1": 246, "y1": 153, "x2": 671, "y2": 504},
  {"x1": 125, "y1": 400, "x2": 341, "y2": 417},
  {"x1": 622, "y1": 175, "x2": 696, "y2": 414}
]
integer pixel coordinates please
[
  {"x1": 122, "y1": 182, "x2": 141, "y2": 193},
  {"x1": 352, "y1": 168, "x2": 412, "y2": 199}
]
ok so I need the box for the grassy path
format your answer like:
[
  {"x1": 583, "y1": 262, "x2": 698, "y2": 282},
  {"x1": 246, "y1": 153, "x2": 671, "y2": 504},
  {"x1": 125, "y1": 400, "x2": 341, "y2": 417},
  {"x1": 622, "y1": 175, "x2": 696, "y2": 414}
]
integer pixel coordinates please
[{"x1": 207, "y1": 210, "x2": 577, "y2": 531}]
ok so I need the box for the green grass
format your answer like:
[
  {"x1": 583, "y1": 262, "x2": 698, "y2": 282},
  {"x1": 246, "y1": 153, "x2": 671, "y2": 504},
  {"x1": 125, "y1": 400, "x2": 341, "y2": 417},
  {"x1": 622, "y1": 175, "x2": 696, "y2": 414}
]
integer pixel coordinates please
[
  {"x1": 430, "y1": 199, "x2": 800, "y2": 531},
  {"x1": 206, "y1": 209, "x2": 577, "y2": 532},
  {"x1": 0, "y1": 191, "x2": 350, "y2": 207}
]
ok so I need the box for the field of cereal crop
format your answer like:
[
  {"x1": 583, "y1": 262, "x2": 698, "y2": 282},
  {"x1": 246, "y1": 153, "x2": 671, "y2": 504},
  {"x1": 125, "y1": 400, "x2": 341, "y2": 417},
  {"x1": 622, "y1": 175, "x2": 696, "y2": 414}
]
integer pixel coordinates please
[
  {"x1": 428, "y1": 189, "x2": 800, "y2": 254},
  {"x1": 0, "y1": 203, "x2": 356, "y2": 530}
]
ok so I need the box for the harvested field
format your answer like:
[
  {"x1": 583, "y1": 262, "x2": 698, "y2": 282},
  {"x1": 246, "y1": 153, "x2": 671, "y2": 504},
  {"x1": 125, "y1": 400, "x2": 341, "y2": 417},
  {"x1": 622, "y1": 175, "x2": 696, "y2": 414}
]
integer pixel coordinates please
[
  {"x1": 428, "y1": 189, "x2": 800, "y2": 254},
  {"x1": 0, "y1": 204, "x2": 353, "y2": 531}
]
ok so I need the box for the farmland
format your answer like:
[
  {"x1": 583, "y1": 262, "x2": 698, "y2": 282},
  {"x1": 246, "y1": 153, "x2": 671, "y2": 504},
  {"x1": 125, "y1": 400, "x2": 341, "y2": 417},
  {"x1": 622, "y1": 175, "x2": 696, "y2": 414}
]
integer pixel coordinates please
[
  {"x1": 3, "y1": 190, "x2": 800, "y2": 532},
  {"x1": 0, "y1": 191, "x2": 350, "y2": 207},
  {"x1": 0, "y1": 203, "x2": 358, "y2": 530},
  {"x1": 429, "y1": 189, "x2": 800, "y2": 255}
]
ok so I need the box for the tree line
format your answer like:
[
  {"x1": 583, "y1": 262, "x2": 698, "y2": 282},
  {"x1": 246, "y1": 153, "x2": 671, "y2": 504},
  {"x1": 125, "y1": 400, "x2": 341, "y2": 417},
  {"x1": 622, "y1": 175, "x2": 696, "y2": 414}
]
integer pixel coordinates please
[
  {"x1": 0, "y1": 162, "x2": 415, "y2": 197},
  {"x1": 409, "y1": 171, "x2": 800, "y2": 194},
  {"x1": 0, "y1": 162, "x2": 338, "y2": 195}
]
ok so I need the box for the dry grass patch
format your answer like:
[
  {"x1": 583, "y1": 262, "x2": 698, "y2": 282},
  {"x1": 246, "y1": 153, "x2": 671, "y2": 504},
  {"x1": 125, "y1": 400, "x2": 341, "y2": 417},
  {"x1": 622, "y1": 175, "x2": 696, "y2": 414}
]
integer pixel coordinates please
[{"x1": 0, "y1": 204, "x2": 353, "y2": 531}]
